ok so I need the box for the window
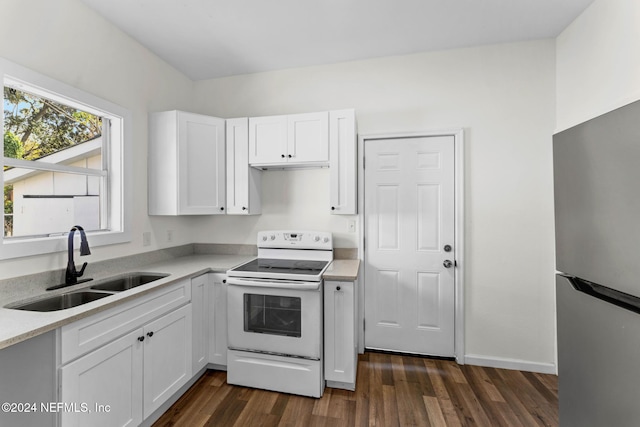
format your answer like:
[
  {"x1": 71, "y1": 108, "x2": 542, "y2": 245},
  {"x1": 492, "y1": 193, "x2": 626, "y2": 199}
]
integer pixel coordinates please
[{"x1": 0, "y1": 58, "x2": 131, "y2": 259}]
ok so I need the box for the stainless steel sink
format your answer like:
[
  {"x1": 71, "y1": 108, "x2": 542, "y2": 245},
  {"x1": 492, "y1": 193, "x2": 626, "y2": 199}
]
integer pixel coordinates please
[
  {"x1": 8, "y1": 291, "x2": 112, "y2": 312},
  {"x1": 5, "y1": 272, "x2": 170, "y2": 312},
  {"x1": 89, "y1": 272, "x2": 169, "y2": 292}
]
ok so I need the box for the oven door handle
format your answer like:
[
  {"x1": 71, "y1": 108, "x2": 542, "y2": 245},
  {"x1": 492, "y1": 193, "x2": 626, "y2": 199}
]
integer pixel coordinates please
[{"x1": 226, "y1": 277, "x2": 321, "y2": 290}]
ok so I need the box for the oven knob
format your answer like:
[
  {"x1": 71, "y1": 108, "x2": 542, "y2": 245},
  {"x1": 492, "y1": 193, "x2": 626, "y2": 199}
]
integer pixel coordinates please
[
  {"x1": 270, "y1": 235, "x2": 276, "y2": 240},
  {"x1": 323, "y1": 237, "x2": 329, "y2": 243},
  {"x1": 262, "y1": 235, "x2": 267, "y2": 241},
  {"x1": 314, "y1": 236, "x2": 320, "y2": 242}
]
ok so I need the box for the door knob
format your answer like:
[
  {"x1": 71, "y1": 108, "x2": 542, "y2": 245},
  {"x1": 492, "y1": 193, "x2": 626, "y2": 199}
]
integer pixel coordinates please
[{"x1": 443, "y1": 260, "x2": 454, "y2": 268}]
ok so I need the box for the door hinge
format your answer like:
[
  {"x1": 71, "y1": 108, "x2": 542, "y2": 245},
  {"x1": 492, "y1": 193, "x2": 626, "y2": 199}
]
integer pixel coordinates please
[
  {"x1": 363, "y1": 156, "x2": 365, "y2": 169},
  {"x1": 363, "y1": 319, "x2": 365, "y2": 331},
  {"x1": 363, "y1": 237, "x2": 365, "y2": 251}
]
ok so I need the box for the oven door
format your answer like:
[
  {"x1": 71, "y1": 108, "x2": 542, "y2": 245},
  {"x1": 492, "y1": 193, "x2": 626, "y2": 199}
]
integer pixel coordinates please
[{"x1": 227, "y1": 277, "x2": 322, "y2": 360}]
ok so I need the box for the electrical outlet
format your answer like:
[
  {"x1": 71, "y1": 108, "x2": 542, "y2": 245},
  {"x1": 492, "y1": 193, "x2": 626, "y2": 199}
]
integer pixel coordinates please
[
  {"x1": 166, "y1": 230, "x2": 173, "y2": 243},
  {"x1": 142, "y1": 232, "x2": 151, "y2": 246},
  {"x1": 348, "y1": 220, "x2": 356, "y2": 233}
]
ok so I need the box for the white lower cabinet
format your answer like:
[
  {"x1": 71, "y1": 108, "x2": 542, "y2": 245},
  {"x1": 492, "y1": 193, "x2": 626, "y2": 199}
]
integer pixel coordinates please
[
  {"x1": 324, "y1": 280, "x2": 357, "y2": 390},
  {"x1": 191, "y1": 274, "x2": 209, "y2": 374},
  {"x1": 207, "y1": 273, "x2": 227, "y2": 367},
  {"x1": 59, "y1": 281, "x2": 192, "y2": 427},
  {"x1": 60, "y1": 328, "x2": 144, "y2": 427},
  {"x1": 142, "y1": 304, "x2": 192, "y2": 418}
]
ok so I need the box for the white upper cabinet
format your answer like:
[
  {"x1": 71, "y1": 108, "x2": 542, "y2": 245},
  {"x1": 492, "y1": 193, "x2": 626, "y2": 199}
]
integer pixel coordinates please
[
  {"x1": 226, "y1": 118, "x2": 261, "y2": 215},
  {"x1": 329, "y1": 109, "x2": 357, "y2": 214},
  {"x1": 149, "y1": 110, "x2": 226, "y2": 215},
  {"x1": 249, "y1": 112, "x2": 329, "y2": 167},
  {"x1": 288, "y1": 112, "x2": 329, "y2": 164},
  {"x1": 248, "y1": 115, "x2": 287, "y2": 165}
]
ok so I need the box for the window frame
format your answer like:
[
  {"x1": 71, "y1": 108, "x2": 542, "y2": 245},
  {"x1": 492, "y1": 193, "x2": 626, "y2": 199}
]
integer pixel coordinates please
[{"x1": 1, "y1": 57, "x2": 132, "y2": 260}]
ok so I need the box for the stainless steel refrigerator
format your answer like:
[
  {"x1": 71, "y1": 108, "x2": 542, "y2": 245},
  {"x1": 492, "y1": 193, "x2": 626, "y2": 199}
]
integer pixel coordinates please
[{"x1": 554, "y1": 100, "x2": 640, "y2": 427}]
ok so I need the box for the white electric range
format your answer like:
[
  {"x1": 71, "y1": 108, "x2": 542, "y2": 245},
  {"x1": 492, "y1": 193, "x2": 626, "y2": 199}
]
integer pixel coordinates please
[{"x1": 226, "y1": 230, "x2": 333, "y2": 398}]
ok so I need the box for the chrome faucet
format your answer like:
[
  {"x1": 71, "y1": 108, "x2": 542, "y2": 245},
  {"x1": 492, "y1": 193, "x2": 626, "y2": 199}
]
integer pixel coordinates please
[{"x1": 65, "y1": 225, "x2": 91, "y2": 285}]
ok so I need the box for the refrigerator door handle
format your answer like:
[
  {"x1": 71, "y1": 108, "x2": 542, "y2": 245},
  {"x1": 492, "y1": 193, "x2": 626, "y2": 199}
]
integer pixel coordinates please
[{"x1": 562, "y1": 275, "x2": 640, "y2": 316}]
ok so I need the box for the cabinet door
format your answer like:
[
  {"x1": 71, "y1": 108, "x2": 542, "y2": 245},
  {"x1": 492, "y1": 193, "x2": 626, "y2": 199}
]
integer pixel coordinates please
[
  {"x1": 226, "y1": 118, "x2": 262, "y2": 215},
  {"x1": 191, "y1": 274, "x2": 209, "y2": 374},
  {"x1": 143, "y1": 304, "x2": 192, "y2": 418},
  {"x1": 249, "y1": 115, "x2": 287, "y2": 165},
  {"x1": 148, "y1": 111, "x2": 178, "y2": 215},
  {"x1": 324, "y1": 280, "x2": 357, "y2": 388},
  {"x1": 288, "y1": 112, "x2": 329, "y2": 164},
  {"x1": 208, "y1": 273, "x2": 228, "y2": 366},
  {"x1": 60, "y1": 329, "x2": 144, "y2": 427},
  {"x1": 329, "y1": 109, "x2": 357, "y2": 214},
  {"x1": 177, "y1": 111, "x2": 226, "y2": 215}
]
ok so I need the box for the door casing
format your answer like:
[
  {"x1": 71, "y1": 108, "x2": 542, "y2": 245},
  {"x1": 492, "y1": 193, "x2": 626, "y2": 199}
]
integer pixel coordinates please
[{"x1": 357, "y1": 129, "x2": 465, "y2": 363}]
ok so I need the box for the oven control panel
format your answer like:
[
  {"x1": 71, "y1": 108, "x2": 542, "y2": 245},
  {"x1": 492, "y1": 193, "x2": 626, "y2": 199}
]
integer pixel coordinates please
[{"x1": 257, "y1": 230, "x2": 332, "y2": 250}]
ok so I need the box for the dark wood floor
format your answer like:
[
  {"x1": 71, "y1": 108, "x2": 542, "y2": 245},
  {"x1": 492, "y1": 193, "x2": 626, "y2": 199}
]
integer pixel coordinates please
[{"x1": 153, "y1": 352, "x2": 558, "y2": 427}]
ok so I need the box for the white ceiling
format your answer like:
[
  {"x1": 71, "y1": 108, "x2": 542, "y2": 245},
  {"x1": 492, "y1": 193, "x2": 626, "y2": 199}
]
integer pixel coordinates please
[{"x1": 80, "y1": 0, "x2": 595, "y2": 81}]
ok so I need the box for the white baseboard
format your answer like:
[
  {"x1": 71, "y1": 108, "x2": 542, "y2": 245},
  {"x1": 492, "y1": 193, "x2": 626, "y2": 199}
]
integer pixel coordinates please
[{"x1": 464, "y1": 354, "x2": 557, "y2": 375}]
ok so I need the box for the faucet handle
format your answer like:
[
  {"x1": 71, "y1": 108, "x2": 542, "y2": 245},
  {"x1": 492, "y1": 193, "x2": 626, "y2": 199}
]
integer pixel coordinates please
[{"x1": 77, "y1": 262, "x2": 88, "y2": 277}]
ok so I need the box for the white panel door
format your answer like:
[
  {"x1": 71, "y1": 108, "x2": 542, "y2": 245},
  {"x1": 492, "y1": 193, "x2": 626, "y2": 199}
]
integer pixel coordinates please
[{"x1": 364, "y1": 135, "x2": 455, "y2": 356}]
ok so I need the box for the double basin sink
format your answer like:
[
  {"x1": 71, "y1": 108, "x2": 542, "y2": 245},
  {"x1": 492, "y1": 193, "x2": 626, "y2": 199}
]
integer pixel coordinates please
[{"x1": 6, "y1": 273, "x2": 169, "y2": 312}]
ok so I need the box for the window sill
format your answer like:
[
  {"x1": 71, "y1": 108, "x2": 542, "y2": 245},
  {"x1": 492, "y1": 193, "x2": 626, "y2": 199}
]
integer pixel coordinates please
[{"x1": 0, "y1": 230, "x2": 131, "y2": 260}]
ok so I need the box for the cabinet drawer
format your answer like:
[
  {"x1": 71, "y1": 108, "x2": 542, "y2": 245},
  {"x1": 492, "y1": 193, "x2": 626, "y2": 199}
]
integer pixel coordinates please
[{"x1": 61, "y1": 280, "x2": 191, "y2": 364}]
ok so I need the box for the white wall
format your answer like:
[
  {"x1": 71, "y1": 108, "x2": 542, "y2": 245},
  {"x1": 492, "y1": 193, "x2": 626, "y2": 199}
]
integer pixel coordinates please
[
  {"x1": 556, "y1": 0, "x2": 640, "y2": 131},
  {"x1": 193, "y1": 41, "x2": 558, "y2": 369},
  {"x1": 0, "y1": 0, "x2": 560, "y2": 370},
  {"x1": 0, "y1": 0, "x2": 196, "y2": 280}
]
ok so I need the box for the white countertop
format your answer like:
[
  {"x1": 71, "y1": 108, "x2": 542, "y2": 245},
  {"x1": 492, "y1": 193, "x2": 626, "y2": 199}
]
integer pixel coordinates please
[
  {"x1": 0, "y1": 255, "x2": 360, "y2": 351},
  {"x1": 0, "y1": 254, "x2": 254, "y2": 350},
  {"x1": 323, "y1": 259, "x2": 360, "y2": 281}
]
